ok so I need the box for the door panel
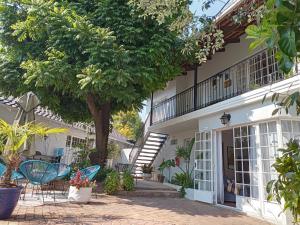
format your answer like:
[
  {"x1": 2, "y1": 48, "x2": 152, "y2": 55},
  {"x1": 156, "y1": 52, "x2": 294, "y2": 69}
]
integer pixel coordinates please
[{"x1": 194, "y1": 131, "x2": 213, "y2": 203}]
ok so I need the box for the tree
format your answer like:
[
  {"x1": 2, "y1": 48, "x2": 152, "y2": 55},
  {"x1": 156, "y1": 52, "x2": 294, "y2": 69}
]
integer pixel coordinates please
[
  {"x1": 112, "y1": 109, "x2": 143, "y2": 140},
  {"x1": 0, "y1": 0, "x2": 184, "y2": 166},
  {"x1": 245, "y1": 0, "x2": 300, "y2": 114}
]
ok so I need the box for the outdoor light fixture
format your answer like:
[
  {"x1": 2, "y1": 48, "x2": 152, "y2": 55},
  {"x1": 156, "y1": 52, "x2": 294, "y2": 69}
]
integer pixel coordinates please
[{"x1": 220, "y1": 112, "x2": 231, "y2": 125}]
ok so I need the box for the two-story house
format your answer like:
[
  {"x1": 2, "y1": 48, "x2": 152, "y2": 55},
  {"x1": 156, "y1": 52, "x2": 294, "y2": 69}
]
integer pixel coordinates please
[{"x1": 130, "y1": 1, "x2": 299, "y2": 224}]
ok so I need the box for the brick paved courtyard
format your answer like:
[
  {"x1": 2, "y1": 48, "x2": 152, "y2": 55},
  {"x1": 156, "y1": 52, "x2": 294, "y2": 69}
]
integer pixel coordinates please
[{"x1": 2, "y1": 194, "x2": 271, "y2": 225}]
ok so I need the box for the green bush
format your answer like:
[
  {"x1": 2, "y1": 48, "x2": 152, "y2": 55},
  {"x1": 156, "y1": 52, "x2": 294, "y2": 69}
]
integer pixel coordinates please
[
  {"x1": 267, "y1": 139, "x2": 300, "y2": 223},
  {"x1": 172, "y1": 173, "x2": 193, "y2": 188},
  {"x1": 95, "y1": 167, "x2": 114, "y2": 182},
  {"x1": 104, "y1": 171, "x2": 120, "y2": 195},
  {"x1": 122, "y1": 170, "x2": 134, "y2": 191}
]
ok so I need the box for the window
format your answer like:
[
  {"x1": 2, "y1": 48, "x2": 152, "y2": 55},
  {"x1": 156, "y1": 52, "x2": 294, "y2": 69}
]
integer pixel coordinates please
[
  {"x1": 66, "y1": 135, "x2": 72, "y2": 147},
  {"x1": 65, "y1": 136, "x2": 87, "y2": 148},
  {"x1": 281, "y1": 120, "x2": 300, "y2": 146},
  {"x1": 194, "y1": 131, "x2": 212, "y2": 191},
  {"x1": 249, "y1": 49, "x2": 283, "y2": 88},
  {"x1": 258, "y1": 121, "x2": 278, "y2": 199},
  {"x1": 170, "y1": 139, "x2": 178, "y2": 145},
  {"x1": 234, "y1": 125, "x2": 259, "y2": 199}
]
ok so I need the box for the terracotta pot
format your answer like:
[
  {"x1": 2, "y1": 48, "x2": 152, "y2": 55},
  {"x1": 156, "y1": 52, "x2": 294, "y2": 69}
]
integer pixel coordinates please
[
  {"x1": 157, "y1": 174, "x2": 165, "y2": 183},
  {"x1": 68, "y1": 186, "x2": 92, "y2": 203}
]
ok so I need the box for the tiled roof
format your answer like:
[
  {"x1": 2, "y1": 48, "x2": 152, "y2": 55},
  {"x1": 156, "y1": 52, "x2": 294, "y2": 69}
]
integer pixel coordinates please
[{"x1": 0, "y1": 96, "x2": 134, "y2": 145}]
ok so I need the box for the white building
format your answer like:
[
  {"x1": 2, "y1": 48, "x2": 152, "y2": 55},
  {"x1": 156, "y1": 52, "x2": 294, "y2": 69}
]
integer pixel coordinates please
[
  {"x1": 130, "y1": 1, "x2": 299, "y2": 224},
  {"x1": 0, "y1": 96, "x2": 133, "y2": 165}
]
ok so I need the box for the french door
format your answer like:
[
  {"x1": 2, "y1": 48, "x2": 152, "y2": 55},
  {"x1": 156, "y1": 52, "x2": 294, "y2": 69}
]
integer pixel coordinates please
[{"x1": 194, "y1": 131, "x2": 214, "y2": 203}]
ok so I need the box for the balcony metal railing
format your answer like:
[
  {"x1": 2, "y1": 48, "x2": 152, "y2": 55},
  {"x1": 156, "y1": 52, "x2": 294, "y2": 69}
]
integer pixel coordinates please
[{"x1": 152, "y1": 49, "x2": 284, "y2": 125}]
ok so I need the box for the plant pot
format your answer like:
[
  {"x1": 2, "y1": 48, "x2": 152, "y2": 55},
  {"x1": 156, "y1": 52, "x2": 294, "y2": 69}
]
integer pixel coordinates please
[
  {"x1": 157, "y1": 174, "x2": 165, "y2": 183},
  {"x1": 68, "y1": 186, "x2": 92, "y2": 203},
  {"x1": 0, "y1": 186, "x2": 23, "y2": 219},
  {"x1": 143, "y1": 173, "x2": 152, "y2": 181}
]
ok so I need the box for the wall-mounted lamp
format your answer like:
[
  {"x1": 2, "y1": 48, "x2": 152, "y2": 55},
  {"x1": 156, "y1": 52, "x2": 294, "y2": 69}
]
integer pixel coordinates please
[{"x1": 220, "y1": 112, "x2": 231, "y2": 125}]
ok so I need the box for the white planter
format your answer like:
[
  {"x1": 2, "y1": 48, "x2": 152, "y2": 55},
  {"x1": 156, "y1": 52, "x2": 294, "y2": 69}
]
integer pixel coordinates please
[{"x1": 68, "y1": 186, "x2": 92, "y2": 203}]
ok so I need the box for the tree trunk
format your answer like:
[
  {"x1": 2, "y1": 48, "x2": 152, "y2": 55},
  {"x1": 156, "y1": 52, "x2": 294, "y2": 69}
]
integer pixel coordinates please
[
  {"x1": 87, "y1": 94, "x2": 111, "y2": 167},
  {"x1": 1, "y1": 155, "x2": 20, "y2": 186}
]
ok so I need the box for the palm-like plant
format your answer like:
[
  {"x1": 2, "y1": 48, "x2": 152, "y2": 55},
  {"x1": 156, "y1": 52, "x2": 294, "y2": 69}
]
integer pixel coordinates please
[{"x1": 0, "y1": 119, "x2": 67, "y2": 187}]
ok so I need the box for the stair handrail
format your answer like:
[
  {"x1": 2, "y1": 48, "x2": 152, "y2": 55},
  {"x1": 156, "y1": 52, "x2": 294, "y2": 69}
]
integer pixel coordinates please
[{"x1": 129, "y1": 113, "x2": 151, "y2": 169}]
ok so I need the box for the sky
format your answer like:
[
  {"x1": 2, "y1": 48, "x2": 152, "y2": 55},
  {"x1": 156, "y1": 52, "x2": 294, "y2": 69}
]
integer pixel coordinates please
[
  {"x1": 190, "y1": 0, "x2": 228, "y2": 17},
  {"x1": 139, "y1": 0, "x2": 229, "y2": 121}
]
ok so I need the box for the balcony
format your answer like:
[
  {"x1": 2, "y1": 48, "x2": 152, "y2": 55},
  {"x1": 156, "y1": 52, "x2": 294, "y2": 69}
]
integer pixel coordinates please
[{"x1": 151, "y1": 49, "x2": 284, "y2": 125}]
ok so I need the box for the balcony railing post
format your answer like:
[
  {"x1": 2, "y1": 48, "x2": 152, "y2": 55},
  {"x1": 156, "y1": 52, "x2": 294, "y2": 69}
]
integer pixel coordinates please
[
  {"x1": 150, "y1": 92, "x2": 153, "y2": 125},
  {"x1": 194, "y1": 64, "x2": 198, "y2": 110}
]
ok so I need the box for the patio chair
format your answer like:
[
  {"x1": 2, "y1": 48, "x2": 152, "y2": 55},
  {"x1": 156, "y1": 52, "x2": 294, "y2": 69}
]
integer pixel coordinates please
[
  {"x1": 71, "y1": 165, "x2": 100, "y2": 181},
  {"x1": 19, "y1": 160, "x2": 58, "y2": 203},
  {"x1": 51, "y1": 163, "x2": 71, "y2": 194},
  {"x1": 0, "y1": 162, "x2": 25, "y2": 182}
]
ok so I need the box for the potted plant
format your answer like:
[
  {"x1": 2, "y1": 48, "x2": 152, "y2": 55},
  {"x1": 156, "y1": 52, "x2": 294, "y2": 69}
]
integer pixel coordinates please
[
  {"x1": 68, "y1": 170, "x2": 96, "y2": 203},
  {"x1": 0, "y1": 119, "x2": 66, "y2": 219},
  {"x1": 142, "y1": 164, "x2": 153, "y2": 180},
  {"x1": 158, "y1": 159, "x2": 175, "y2": 183}
]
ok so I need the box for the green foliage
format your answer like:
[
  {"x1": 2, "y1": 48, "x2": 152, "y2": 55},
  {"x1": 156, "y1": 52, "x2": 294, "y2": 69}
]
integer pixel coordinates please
[
  {"x1": 0, "y1": 119, "x2": 66, "y2": 185},
  {"x1": 95, "y1": 167, "x2": 114, "y2": 182},
  {"x1": 112, "y1": 109, "x2": 143, "y2": 140},
  {"x1": 142, "y1": 164, "x2": 153, "y2": 173},
  {"x1": 104, "y1": 170, "x2": 120, "y2": 195},
  {"x1": 72, "y1": 145, "x2": 94, "y2": 171},
  {"x1": 122, "y1": 170, "x2": 134, "y2": 191},
  {"x1": 159, "y1": 159, "x2": 175, "y2": 174},
  {"x1": 267, "y1": 139, "x2": 300, "y2": 223},
  {"x1": 0, "y1": 0, "x2": 184, "y2": 163},
  {"x1": 246, "y1": 0, "x2": 300, "y2": 74},
  {"x1": 128, "y1": 0, "x2": 224, "y2": 65},
  {"x1": 107, "y1": 141, "x2": 121, "y2": 160},
  {"x1": 172, "y1": 172, "x2": 193, "y2": 188}
]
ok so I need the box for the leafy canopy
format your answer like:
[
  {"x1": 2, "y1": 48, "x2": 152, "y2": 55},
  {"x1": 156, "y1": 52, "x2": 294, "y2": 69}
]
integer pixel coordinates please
[
  {"x1": 246, "y1": 0, "x2": 300, "y2": 74},
  {"x1": 112, "y1": 109, "x2": 143, "y2": 140},
  {"x1": 0, "y1": 0, "x2": 183, "y2": 122}
]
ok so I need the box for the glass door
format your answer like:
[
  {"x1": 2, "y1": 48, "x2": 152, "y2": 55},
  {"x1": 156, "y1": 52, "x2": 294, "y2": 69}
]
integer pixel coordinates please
[{"x1": 194, "y1": 131, "x2": 214, "y2": 203}]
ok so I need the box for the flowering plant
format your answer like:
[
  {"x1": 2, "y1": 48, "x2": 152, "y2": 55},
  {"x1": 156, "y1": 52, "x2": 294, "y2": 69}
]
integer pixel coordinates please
[{"x1": 69, "y1": 171, "x2": 96, "y2": 189}]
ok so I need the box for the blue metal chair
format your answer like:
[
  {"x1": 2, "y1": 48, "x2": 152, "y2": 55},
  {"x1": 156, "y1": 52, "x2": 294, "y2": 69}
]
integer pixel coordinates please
[
  {"x1": 71, "y1": 165, "x2": 100, "y2": 181},
  {"x1": 52, "y1": 163, "x2": 70, "y2": 194},
  {"x1": 19, "y1": 160, "x2": 58, "y2": 202},
  {"x1": 0, "y1": 163, "x2": 5, "y2": 177},
  {"x1": 0, "y1": 162, "x2": 25, "y2": 181}
]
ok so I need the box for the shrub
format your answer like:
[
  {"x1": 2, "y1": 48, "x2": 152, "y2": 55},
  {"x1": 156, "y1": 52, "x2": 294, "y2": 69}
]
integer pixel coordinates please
[
  {"x1": 122, "y1": 170, "x2": 134, "y2": 191},
  {"x1": 173, "y1": 173, "x2": 193, "y2": 188},
  {"x1": 104, "y1": 171, "x2": 120, "y2": 195},
  {"x1": 267, "y1": 139, "x2": 300, "y2": 223},
  {"x1": 95, "y1": 167, "x2": 114, "y2": 182}
]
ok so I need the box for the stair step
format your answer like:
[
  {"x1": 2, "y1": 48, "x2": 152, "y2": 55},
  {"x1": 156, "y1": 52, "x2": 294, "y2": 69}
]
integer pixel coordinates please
[
  {"x1": 117, "y1": 189, "x2": 180, "y2": 198},
  {"x1": 149, "y1": 133, "x2": 167, "y2": 138}
]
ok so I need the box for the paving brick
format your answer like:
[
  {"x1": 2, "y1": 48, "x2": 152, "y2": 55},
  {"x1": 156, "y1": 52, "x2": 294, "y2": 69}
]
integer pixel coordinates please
[{"x1": 2, "y1": 194, "x2": 272, "y2": 225}]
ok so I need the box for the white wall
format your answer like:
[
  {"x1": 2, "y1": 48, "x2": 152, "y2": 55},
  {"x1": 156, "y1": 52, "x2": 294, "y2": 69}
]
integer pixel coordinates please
[
  {"x1": 151, "y1": 34, "x2": 264, "y2": 105},
  {"x1": 152, "y1": 129, "x2": 196, "y2": 182},
  {"x1": 153, "y1": 80, "x2": 176, "y2": 105},
  {"x1": 0, "y1": 103, "x2": 88, "y2": 161}
]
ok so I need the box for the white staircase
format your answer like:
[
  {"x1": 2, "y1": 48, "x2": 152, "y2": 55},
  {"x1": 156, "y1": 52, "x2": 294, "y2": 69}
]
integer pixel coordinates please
[{"x1": 130, "y1": 132, "x2": 168, "y2": 177}]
